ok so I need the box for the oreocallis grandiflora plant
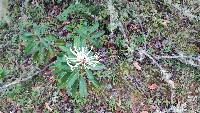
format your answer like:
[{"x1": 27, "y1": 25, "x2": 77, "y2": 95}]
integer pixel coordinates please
[
  {"x1": 18, "y1": 2, "x2": 105, "y2": 97},
  {"x1": 52, "y1": 1, "x2": 106, "y2": 97},
  {"x1": 53, "y1": 22, "x2": 105, "y2": 97}
]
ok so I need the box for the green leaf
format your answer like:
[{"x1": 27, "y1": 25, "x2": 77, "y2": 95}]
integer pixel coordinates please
[
  {"x1": 76, "y1": 26, "x2": 88, "y2": 38},
  {"x1": 70, "y1": 79, "x2": 79, "y2": 96},
  {"x1": 38, "y1": 45, "x2": 45, "y2": 64},
  {"x1": 0, "y1": 68, "x2": 4, "y2": 74},
  {"x1": 46, "y1": 34, "x2": 57, "y2": 42},
  {"x1": 24, "y1": 41, "x2": 35, "y2": 54},
  {"x1": 89, "y1": 22, "x2": 99, "y2": 33},
  {"x1": 0, "y1": 68, "x2": 5, "y2": 79},
  {"x1": 55, "y1": 39, "x2": 66, "y2": 46},
  {"x1": 67, "y1": 72, "x2": 79, "y2": 90},
  {"x1": 33, "y1": 51, "x2": 39, "y2": 62},
  {"x1": 73, "y1": 36, "x2": 81, "y2": 47},
  {"x1": 73, "y1": 38, "x2": 86, "y2": 48},
  {"x1": 56, "y1": 0, "x2": 62, "y2": 4},
  {"x1": 73, "y1": 36, "x2": 86, "y2": 47},
  {"x1": 60, "y1": 46, "x2": 76, "y2": 58},
  {"x1": 33, "y1": 23, "x2": 49, "y2": 35},
  {"x1": 90, "y1": 63, "x2": 105, "y2": 70},
  {"x1": 47, "y1": 46, "x2": 54, "y2": 57},
  {"x1": 90, "y1": 31, "x2": 105, "y2": 40},
  {"x1": 59, "y1": 46, "x2": 69, "y2": 53},
  {"x1": 42, "y1": 38, "x2": 50, "y2": 48},
  {"x1": 57, "y1": 3, "x2": 90, "y2": 21},
  {"x1": 64, "y1": 23, "x2": 76, "y2": 32},
  {"x1": 23, "y1": 32, "x2": 33, "y2": 39},
  {"x1": 58, "y1": 72, "x2": 70, "y2": 86},
  {"x1": 86, "y1": 70, "x2": 100, "y2": 87},
  {"x1": 79, "y1": 76, "x2": 88, "y2": 97}
]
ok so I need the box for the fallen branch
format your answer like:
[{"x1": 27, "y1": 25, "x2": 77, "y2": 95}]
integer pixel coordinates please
[
  {"x1": 139, "y1": 49, "x2": 175, "y2": 87},
  {"x1": 139, "y1": 49, "x2": 175, "y2": 104},
  {"x1": 155, "y1": 53, "x2": 200, "y2": 67},
  {"x1": 155, "y1": 54, "x2": 200, "y2": 61},
  {"x1": 0, "y1": 62, "x2": 54, "y2": 92},
  {"x1": 107, "y1": 0, "x2": 129, "y2": 46}
]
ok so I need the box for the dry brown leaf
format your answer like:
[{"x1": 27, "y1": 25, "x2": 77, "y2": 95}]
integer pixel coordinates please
[
  {"x1": 161, "y1": 20, "x2": 170, "y2": 26},
  {"x1": 133, "y1": 61, "x2": 142, "y2": 70},
  {"x1": 148, "y1": 83, "x2": 158, "y2": 90},
  {"x1": 45, "y1": 102, "x2": 53, "y2": 112},
  {"x1": 117, "y1": 96, "x2": 121, "y2": 107},
  {"x1": 140, "y1": 111, "x2": 148, "y2": 113},
  {"x1": 130, "y1": 92, "x2": 142, "y2": 113}
]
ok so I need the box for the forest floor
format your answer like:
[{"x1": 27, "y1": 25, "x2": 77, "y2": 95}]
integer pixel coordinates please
[{"x1": 0, "y1": 0, "x2": 199, "y2": 113}]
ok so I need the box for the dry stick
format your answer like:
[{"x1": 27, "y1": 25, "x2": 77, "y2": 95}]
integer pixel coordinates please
[
  {"x1": 107, "y1": 0, "x2": 117, "y2": 37},
  {"x1": 139, "y1": 49, "x2": 175, "y2": 105},
  {"x1": 0, "y1": 62, "x2": 54, "y2": 92},
  {"x1": 155, "y1": 54, "x2": 200, "y2": 67},
  {"x1": 155, "y1": 55, "x2": 200, "y2": 61},
  {"x1": 107, "y1": 0, "x2": 130, "y2": 47}
]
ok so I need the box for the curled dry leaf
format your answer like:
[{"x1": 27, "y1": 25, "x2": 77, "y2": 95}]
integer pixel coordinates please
[
  {"x1": 44, "y1": 69, "x2": 52, "y2": 75},
  {"x1": 117, "y1": 96, "x2": 121, "y2": 107},
  {"x1": 167, "y1": 80, "x2": 175, "y2": 88},
  {"x1": 131, "y1": 95, "x2": 137, "y2": 113},
  {"x1": 148, "y1": 83, "x2": 158, "y2": 90},
  {"x1": 133, "y1": 61, "x2": 142, "y2": 70},
  {"x1": 161, "y1": 20, "x2": 170, "y2": 26},
  {"x1": 131, "y1": 92, "x2": 143, "y2": 113},
  {"x1": 151, "y1": 105, "x2": 157, "y2": 110},
  {"x1": 45, "y1": 102, "x2": 53, "y2": 112}
]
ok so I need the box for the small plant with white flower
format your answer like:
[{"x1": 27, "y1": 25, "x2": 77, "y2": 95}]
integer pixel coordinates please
[
  {"x1": 54, "y1": 44, "x2": 104, "y2": 97},
  {"x1": 64, "y1": 46, "x2": 100, "y2": 71},
  {"x1": 53, "y1": 22, "x2": 105, "y2": 97}
]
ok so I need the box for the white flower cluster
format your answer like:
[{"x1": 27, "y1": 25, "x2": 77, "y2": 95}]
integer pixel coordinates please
[{"x1": 64, "y1": 46, "x2": 100, "y2": 71}]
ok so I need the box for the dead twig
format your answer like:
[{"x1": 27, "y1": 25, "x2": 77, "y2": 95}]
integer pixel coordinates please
[
  {"x1": 0, "y1": 62, "x2": 54, "y2": 92},
  {"x1": 155, "y1": 53, "x2": 200, "y2": 67},
  {"x1": 138, "y1": 49, "x2": 175, "y2": 104},
  {"x1": 107, "y1": 0, "x2": 129, "y2": 47},
  {"x1": 155, "y1": 55, "x2": 200, "y2": 61}
]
